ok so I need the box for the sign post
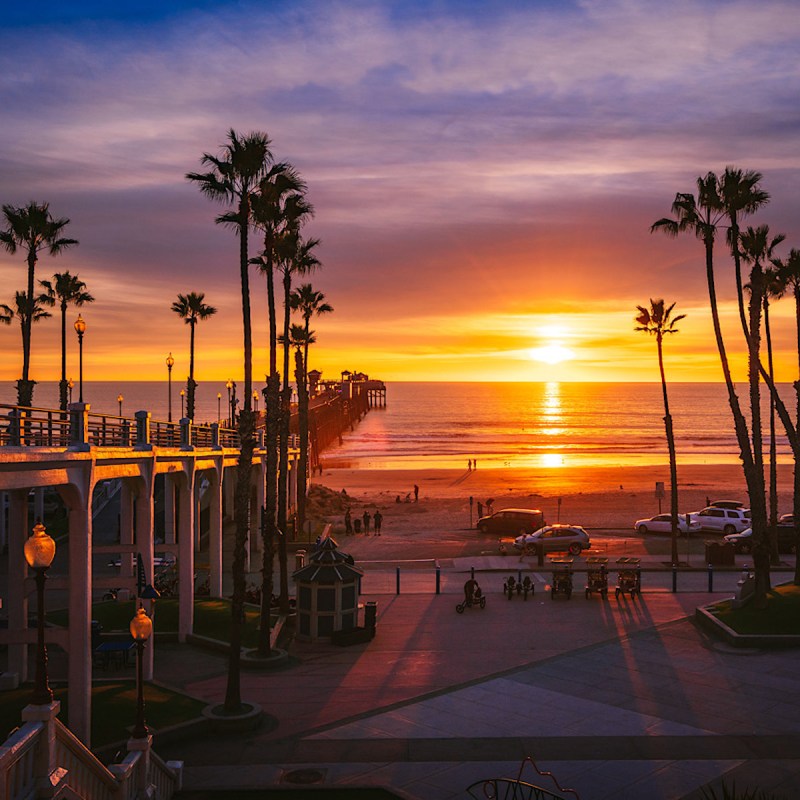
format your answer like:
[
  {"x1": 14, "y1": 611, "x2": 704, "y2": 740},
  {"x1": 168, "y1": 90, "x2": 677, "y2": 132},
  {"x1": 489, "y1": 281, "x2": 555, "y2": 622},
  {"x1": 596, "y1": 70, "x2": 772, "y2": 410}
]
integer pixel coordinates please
[
  {"x1": 469, "y1": 495, "x2": 474, "y2": 529},
  {"x1": 655, "y1": 482, "x2": 665, "y2": 514}
]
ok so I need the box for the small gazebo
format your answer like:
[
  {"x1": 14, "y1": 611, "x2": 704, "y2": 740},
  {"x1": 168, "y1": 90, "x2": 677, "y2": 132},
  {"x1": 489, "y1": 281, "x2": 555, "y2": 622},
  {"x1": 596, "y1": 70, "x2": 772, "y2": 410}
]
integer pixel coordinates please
[{"x1": 292, "y1": 537, "x2": 364, "y2": 642}]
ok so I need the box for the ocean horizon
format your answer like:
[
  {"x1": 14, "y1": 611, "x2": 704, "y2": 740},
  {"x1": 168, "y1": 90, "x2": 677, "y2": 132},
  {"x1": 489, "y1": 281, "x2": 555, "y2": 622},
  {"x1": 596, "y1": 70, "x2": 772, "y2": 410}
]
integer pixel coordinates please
[{"x1": 0, "y1": 380, "x2": 793, "y2": 471}]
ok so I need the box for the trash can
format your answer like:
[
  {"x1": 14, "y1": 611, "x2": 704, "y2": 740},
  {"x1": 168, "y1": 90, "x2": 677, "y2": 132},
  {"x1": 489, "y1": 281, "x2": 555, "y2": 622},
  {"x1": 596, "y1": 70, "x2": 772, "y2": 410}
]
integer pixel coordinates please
[
  {"x1": 704, "y1": 541, "x2": 721, "y2": 565},
  {"x1": 364, "y1": 601, "x2": 378, "y2": 637},
  {"x1": 719, "y1": 541, "x2": 736, "y2": 566}
]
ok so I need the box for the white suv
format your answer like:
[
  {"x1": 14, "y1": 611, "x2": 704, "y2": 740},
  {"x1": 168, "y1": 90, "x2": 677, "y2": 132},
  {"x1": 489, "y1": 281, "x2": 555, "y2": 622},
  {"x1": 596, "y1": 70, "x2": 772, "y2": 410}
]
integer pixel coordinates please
[{"x1": 690, "y1": 506, "x2": 751, "y2": 534}]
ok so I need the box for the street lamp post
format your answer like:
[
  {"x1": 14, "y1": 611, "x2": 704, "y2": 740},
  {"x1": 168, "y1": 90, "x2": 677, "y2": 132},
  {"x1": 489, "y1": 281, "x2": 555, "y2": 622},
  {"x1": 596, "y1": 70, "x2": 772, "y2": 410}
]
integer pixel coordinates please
[
  {"x1": 24, "y1": 521, "x2": 56, "y2": 705},
  {"x1": 180, "y1": 389, "x2": 185, "y2": 419},
  {"x1": 74, "y1": 315, "x2": 86, "y2": 403},
  {"x1": 217, "y1": 392, "x2": 221, "y2": 425},
  {"x1": 129, "y1": 605, "x2": 153, "y2": 739},
  {"x1": 67, "y1": 378, "x2": 74, "y2": 405},
  {"x1": 253, "y1": 390, "x2": 259, "y2": 415},
  {"x1": 166, "y1": 353, "x2": 175, "y2": 422},
  {"x1": 117, "y1": 394, "x2": 124, "y2": 416},
  {"x1": 226, "y1": 379, "x2": 233, "y2": 426}
]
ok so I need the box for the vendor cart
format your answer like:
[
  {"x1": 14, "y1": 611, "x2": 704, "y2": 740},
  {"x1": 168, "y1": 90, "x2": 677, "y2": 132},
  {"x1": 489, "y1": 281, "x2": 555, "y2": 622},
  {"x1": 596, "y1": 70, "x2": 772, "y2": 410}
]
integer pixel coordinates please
[
  {"x1": 615, "y1": 557, "x2": 641, "y2": 599},
  {"x1": 550, "y1": 558, "x2": 574, "y2": 600},
  {"x1": 585, "y1": 557, "x2": 608, "y2": 599}
]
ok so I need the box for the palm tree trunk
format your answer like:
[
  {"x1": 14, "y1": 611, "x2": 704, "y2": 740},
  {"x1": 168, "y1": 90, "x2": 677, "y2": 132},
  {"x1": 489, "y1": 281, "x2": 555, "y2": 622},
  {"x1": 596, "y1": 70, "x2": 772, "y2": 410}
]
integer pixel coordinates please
[
  {"x1": 764, "y1": 298, "x2": 779, "y2": 565},
  {"x1": 277, "y1": 269, "x2": 291, "y2": 614},
  {"x1": 657, "y1": 333, "x2": 679, "y2": 565},
  {"x1": 188, "y1": 319, "x2": 196, "y2": 421},
  {"x1": 747, "y1": 267, "x2": 770, "y2": 604},
  {"x1": 59, "y1": 300, "x2": 68, "y2": 411},
  {"x1": 295, "y1": 347, "x2": 308, "y2": 535},
  {"x1": 225, "y1": 203, "x2": 253, "y2": 713},
  {"x1": 18, "y1": 249, "x2": 37, "y2": 407},
  {"x1": 703, "y1": 232, "x2": 767, "y2": 605}
]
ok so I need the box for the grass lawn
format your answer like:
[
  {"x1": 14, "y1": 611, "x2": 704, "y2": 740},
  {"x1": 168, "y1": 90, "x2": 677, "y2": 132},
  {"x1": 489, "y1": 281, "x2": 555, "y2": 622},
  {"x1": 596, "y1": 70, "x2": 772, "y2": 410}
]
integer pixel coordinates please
[
  {"x1": 0, "y1": 682, "x2": 206, "y2": 748},
  {"x1": 712, "y1": 582, "x2": 800, "y2": 635},
  {"x1": 48, "y1": 599, "x2": 269, "y2": 648}
]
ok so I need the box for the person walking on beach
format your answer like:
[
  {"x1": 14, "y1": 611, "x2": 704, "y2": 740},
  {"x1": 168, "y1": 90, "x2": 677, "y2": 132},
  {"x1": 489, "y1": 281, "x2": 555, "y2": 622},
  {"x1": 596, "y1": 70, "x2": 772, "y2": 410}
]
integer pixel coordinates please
[
  {"x1": 477, "y1": 501, "x2": 484, "y2": 518},
  {"x1": 344, "y1": 508, "x2": 352, "y2": 535},
  {"x1": 467, "y1": 459, "x2": 472, "y2": 472},
  {"x1": 473, "y1": 459, "x2": 477, "y2": 470},
  {"x1": 363, "y1": 510, "x2": 371, "y2": 535},
  {"x1": 374, "y1": 510, "x2": 383, "y2": 535},
  {"x1": 414, "y1": 484, "x2": 419, "y2": 502},
  {"x1": 486, "y1": 497, "x2": 494, "y2": 514}
]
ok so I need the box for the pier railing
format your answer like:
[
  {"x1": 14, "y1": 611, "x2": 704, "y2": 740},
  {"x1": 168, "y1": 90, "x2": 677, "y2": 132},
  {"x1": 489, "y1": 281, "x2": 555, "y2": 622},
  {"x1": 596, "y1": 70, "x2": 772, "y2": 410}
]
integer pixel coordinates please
[{"x1": 1, "y1": 404, "x2": 240, "y2": 450}]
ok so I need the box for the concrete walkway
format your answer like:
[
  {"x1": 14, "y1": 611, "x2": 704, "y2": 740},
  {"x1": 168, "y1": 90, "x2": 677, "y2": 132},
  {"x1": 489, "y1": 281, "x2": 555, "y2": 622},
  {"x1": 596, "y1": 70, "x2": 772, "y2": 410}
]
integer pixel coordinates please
[{"x1": 156, "y1": 564, "x2": 800, "y2": 799}]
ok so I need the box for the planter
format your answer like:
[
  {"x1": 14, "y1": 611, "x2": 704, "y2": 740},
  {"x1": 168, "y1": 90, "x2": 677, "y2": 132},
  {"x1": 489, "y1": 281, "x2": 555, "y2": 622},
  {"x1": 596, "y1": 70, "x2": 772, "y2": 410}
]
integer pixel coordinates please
[
  {"x1": 241, "y1": 647, "x2": 289, "y2": 669},
  {"x1": 201, "y1": 701, "x2": 264, "y2": 734}
]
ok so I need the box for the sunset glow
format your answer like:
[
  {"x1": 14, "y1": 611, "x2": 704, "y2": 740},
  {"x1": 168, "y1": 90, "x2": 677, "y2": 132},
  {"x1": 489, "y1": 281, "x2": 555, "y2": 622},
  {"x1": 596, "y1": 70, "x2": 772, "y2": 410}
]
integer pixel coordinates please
[{"x1": 1, "y1": 1, "x2": 799, "y2": 383}]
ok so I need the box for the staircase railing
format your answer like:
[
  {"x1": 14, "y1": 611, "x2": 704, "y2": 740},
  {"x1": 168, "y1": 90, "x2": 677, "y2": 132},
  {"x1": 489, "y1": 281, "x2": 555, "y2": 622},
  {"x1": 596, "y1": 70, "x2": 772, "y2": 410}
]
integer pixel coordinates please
[{"x1": 0, "y1": 721, "x2": 42, "y2": 800}]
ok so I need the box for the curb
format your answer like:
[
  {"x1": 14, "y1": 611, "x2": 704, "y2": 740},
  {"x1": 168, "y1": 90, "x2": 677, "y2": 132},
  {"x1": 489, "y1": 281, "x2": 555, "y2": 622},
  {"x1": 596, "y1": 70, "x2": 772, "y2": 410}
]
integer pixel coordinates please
[{"x1": 695, "y1": 603, "x2": 800, "y2": 648}]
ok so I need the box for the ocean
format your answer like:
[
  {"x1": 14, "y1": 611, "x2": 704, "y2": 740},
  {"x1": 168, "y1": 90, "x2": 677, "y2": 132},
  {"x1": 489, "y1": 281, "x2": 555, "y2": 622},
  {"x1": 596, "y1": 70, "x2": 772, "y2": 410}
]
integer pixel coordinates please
[{"x1": 0, "y1": 381, "x2": 794, "y2": 470}]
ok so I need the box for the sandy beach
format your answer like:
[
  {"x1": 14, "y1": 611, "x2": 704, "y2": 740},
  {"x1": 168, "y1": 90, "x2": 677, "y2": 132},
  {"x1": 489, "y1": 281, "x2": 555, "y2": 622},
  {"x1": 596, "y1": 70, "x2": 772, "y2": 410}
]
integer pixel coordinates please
[{"x1": 310, "y1": 462, "x2": 796, "y2": 531}]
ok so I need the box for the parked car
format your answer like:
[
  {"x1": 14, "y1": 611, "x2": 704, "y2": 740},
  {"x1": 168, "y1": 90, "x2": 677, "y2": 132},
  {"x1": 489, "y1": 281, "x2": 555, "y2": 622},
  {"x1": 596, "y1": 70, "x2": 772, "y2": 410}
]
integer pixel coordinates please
[
  {"x1": 633, "y1": 514, "x2": 700, "y2": 535},
  {"x1": 724, "y1": 525, "x2": 798, "y2": 555},
  {"x1": 689, "y1": 506, "x2": 751, "y2": 534},
  {"x1": 779, "y1": 513, "x2": 794, "y2": 525},
  {"x1": 709, "y1": 500, "x2": 747, "y2": 510},
  {"x1": 513, "y1": 524, "x2": 590, "y2": 556},
  {"x1": 476, "y1": 508, "x2": 544, "y2": 536}
]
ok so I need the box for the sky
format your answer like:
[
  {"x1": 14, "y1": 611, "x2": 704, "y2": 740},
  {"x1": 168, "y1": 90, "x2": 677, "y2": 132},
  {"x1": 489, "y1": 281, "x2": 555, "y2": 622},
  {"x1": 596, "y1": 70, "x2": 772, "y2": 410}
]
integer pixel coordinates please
[{"x1": 1, "y1": 0, "x2": 800, "y2": 384}]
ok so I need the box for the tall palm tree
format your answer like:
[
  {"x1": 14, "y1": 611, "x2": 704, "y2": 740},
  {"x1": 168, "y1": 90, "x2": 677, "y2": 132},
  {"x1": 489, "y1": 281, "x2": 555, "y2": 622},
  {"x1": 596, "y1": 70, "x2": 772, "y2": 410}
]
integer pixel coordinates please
[
  {"x1": 775, "y1": 248, "x2": 800, "y2": 584},
  {"x1": 290, "y1": 283, "x2": 333, "y2": 533},
  {"x1": 186, "y1": 129, "x2": 273, "y2": 713},
  {"x1": 635, "y1": 299, "x2": 685, "y2": 566},
  {"x1": 741, "y1": 226, "x2": 786, "y2": 568},
  {"x1": 275, "y1": 232, "x2": 320, "y2": 613},
  {"x1": 651, "y1": 173, "x2": 770, "y2": 606},
  {"x1": 0, "y1": 202, "x2": 78, "y2": 407},
  {"x1": 40, "y1": 272, "x2": 94, "y2": 411},
  {"x1": 171, "y1": 292, "x2": 218, "y2": 421},
  {"x1": 250, "y1": 167, "x2": 311, "y2": 653}
]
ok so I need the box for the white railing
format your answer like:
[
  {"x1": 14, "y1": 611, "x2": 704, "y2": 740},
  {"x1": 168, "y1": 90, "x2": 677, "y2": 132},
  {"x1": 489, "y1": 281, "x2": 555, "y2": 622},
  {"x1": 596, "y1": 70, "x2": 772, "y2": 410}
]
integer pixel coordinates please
[
  {"x1": 0, "y1": 721, "x2": 42, "y2": 800},
  {"x1": 54, "y1": 719, "x2": 120, "y2": 800},
  {"x1": 150, "y1": 752, "x2": 181, "y2": 797}
]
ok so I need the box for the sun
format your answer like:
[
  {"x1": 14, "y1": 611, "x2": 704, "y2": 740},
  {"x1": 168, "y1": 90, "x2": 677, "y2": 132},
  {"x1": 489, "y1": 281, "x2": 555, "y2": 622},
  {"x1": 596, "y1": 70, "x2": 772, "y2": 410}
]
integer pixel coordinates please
[{"x1": 528, "y1": 344, "x2": 575, "y2": 365}]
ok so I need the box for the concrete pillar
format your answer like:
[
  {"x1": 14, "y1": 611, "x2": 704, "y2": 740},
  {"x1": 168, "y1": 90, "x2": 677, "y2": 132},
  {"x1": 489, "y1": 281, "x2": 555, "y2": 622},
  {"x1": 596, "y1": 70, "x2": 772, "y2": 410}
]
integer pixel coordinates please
[
  {"x1": 209, "y1": 469, "x2": 223, "y2": 598},
  {"x1": 164, "y1": 476, "x2": 176, "y2": 545},
  {"x1": 67, "y1": 495, "x2": 92, "y2": 745},
  {"x1": 223, "y1": 468, "x2": 235, "y2": 521},
  {"x1": 177, "y1": 472, "x2": 195, "y2": 642},
  {"x1": 120, "y1": 481, "x2": 135, "y2": 578},
  {"x1": 7, "y1": 489, "x2": 29, "y2": 681},
  {"x1": 134, "y1": 477, "x2": 155, "y2": 681},
  {"x1": 195, "y1": 492, "x2": 202, "y2": 554}
]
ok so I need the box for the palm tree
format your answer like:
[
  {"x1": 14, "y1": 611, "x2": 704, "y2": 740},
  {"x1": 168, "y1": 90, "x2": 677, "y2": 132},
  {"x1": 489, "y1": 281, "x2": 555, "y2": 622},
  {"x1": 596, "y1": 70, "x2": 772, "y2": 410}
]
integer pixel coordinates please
[
  {"x1": 186, "y1": 129, "x2": 273, "y2": 713},
  {"x1": 290, "y1": 283, "x2": 333, "y2": 533},
  {"x1": 0, "y1": 291, "x2": 54, "y2": 348},
  {"x1": 0, "y1": 202, "x2": 78, "y2": 407},
  {"x1": 775, "y1": 248, "x2": 800, "y2": 583},
  {"x1": 740, "y1": 226, "x2": 786, "y2": 568},
  {"x1": 651, "y1": 173, "x2": 770, "y2": 606},
  {"x1": 635, "y1": 299, "x2": 685, "y2": 566},
  {"x1": 170, "y1": 292, "x2": 218, "y2": 421},
  {"x1": 275, "y1": 234, "x2": 321, "y2": 611},
  {"x1": 40, "y1": 272, "x2": 94, "y2": 411},
  {"x1": 250, "y1": 167, "x2": 311, "y2": 653}
]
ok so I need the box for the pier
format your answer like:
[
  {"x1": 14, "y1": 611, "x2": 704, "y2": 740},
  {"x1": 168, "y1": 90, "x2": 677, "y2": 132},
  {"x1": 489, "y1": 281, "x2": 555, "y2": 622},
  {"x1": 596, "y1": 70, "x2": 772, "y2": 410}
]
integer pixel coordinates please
[{"x1": 0, "y1": 402, "x2": 300, "y2": 746}]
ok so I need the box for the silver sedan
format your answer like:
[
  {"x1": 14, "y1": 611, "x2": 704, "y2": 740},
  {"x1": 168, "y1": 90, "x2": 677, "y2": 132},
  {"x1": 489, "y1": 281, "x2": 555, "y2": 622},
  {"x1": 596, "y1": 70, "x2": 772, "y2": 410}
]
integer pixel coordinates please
[{"x1": 634, "y1": 514, "x2": 700, "y2": 535}]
